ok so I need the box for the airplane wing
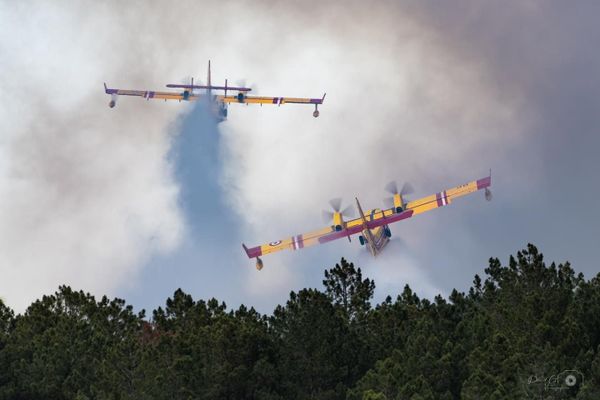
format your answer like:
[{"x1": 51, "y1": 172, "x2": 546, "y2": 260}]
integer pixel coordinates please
[
  {"x1": 242, "y1": 174, "x2": 491, "y2": 260},
  {"x1": 105, "y1": 84, "x2": 193, "y2": 101},
  {"x1": 404, "y1": 174, "x2": 491, "y2": 216},
  {"x1": 105, "y1": 84, "x2": 324, "y2": 106},
  {"x1": 218, "y1": 93, "x2": 325, "y2": 106}
]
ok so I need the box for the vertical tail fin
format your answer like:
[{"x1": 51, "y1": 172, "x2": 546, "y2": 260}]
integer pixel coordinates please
[
  {"x1": 207, "y1": 60, "x2": 212, "y2": 88},
  {"x1": 355, "y1": 198, "x2": 369, "y2": 227}
]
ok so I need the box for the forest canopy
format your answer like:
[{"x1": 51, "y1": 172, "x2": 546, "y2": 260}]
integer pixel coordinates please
[{"x1": 0, "y1": 244, "x2": 599, "y2": 399}]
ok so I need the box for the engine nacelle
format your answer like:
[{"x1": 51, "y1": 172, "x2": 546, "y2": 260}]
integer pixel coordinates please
[
  {"x1": 237, "y1": 92, "x2": 245, "y2": 102},
  {"x1": 359, "y1": 235, "x2": 366, "y2": 246}
]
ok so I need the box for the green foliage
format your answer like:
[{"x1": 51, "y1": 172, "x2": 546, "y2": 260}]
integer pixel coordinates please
[
  {"x1": 139, "y1": 289, "x2": 278, "y2": 399},
  {"x1": 0, "y1": 286, "x2": 144, "y2": 399},
  {"x1": 323, "y1": 257, "x2": 375, "y2": 323},
  {"x1": 272, "y1": 288, "x2": 360, "y2": 399},
  {"x1": 350, "y1": 244, "x2": 600, "y2": 399},
  {"x1": 0, "y1": 244, "x2": 598, "y2": 399}
]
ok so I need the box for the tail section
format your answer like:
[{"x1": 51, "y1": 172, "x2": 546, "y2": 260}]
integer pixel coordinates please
[
  {"x1": 207, "y1": 60, "x2": 212, "y2": 89},
  {"x1": 355, "y1": 198, "x2": 368, "y2": 227}
]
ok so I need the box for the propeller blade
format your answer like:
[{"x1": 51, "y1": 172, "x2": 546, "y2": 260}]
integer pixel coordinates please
[
  {"x1": 180, "y1": 75, "x2": 194, "y2": 85},
  {"x1": 385, "y1": 181, "x2": 399, "y2": 195},
  {"x1": 236, "y1": 78, "x2": 247, "y2": 88},
  {"x1": 329, "y1": 198, "x2": 342, "y2": 212},
  {"x1": 322, "y1": 210, "x2": 335, "y2": 223},
  {"x1": 341, "y1": 204, "x2": 355, "y2": 218},
  {"x1": 400, "y1": 182, "x2": 414, "y2": 196},
  {"x1": 235, "y1": 78, "x2": 257, "y2": 92}
]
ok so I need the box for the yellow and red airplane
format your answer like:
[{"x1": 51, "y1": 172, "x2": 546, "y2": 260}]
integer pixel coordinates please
[
  {"x1": 243, "y1": 173, "x2": 492, "y2": 270},
  {"x1": 104, "y1": 61, "x2": 325, "y2": 122}
]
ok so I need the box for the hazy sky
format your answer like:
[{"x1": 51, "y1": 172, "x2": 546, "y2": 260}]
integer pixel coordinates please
[{"x1": 1, "y1": 1, "x2": 598, "y2": 313}]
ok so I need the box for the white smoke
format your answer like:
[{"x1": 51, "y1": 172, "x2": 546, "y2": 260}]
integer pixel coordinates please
[{"x1": 0, "y1": 1, "x2": 530, "y2": 311}]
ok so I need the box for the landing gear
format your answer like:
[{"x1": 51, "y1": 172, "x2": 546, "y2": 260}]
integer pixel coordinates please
[
  {"x1": 256, "y1": 257, "x2": 264, "y2": 271},
  {"x1": 313, "y1": 104, "x2": 320, "y2": 118}
]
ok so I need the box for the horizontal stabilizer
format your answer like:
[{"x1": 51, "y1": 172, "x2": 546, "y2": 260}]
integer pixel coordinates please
[{"x1": 166, "y1": 84, "x2": 252, "y2": 92}]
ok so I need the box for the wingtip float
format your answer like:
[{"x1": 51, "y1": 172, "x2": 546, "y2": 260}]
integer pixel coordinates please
[
  {"x1": 104, "y1": 61, "x2": 325, "y2": 122},
  {"x1": 243, "y1": 173, "x2": 492, "y2": 270}
]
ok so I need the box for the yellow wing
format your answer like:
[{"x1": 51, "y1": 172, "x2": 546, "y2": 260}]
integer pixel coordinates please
[
  {"x1": 406, "y1": 175, "x2": 491, "y2": 215},
  {"x1": 105, "y1": 86, "x2": 193, "y2": 101},
  {"x1": 217, "y1": 94, "x2": 325, "y2": 106},
  {"x1": 105, "y1": 84, "x2": 325, "y2": 107}
]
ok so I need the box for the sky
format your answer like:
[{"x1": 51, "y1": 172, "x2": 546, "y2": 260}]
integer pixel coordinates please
[{"x1": 1, "y1": 1, "x2": 599, "y2": 313}]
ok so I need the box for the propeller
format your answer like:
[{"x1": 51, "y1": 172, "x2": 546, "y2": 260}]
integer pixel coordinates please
[
  {"x1": 174, "y1": 75, "x2": 197, "y2": 94},
  {"x1": 236, "y1": 78, "x2": 258, "y2": 93},
  {"x1": 321, "y1": 198, "x2": 355, "y2": 223},
  {"x1": 180, "y1": 75, "x2": 197, "y2": 86},
  {"x1": 384, "y1": 181, "x2": 413, "y2": 209}
]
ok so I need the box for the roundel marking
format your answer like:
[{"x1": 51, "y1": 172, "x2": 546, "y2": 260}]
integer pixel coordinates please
[
  {"x1": 269, "y1": 240, "x2": 282, "y2": 246},
  {"x1": 565, "y1": 374, "x2": 577, "y2": 387}
]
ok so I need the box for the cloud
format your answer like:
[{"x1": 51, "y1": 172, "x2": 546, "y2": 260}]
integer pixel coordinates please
[
  {"x1": 0, "y1": 1, "x2": 189, "y2": 311},
  {"x1": 8, "y1": 1, "x2": 582, "y2": 312}
]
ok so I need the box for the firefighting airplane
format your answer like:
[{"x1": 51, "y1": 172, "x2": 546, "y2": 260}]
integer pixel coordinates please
[
  {"x1": 243, "y1": 173, "x2": 492, "y2": 270},
  {"x1": 104, "y1": 61, "x2": 325, "y2": 122}
]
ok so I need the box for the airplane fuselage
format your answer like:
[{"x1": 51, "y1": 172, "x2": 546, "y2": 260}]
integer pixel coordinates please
[
  {"x1": 355, "y1": 198, "x2": 393, "y2": 257},
  {"x1": 362, "y1": 225, "x2": 390, "y2": 256}
]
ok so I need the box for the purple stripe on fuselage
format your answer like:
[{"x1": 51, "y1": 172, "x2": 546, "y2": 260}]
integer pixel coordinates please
[
  {"x1": 297, "y1": 235, "x2": 304, "y2": 249},
  {"x1": 272, "y1": 98, "x2": 279, "y2": 104},
  {"x1": 436, "y1": 192, "x2": 442, "y2": 207},
  {"x1": 477, "y1": 176, "x2": 491, "y2": 189},
  {"x1": 105, "y1": 88, "x2": 118, "y2": 94},
  {"x1": 310, "y1": 99, "x2": 322, "y2": 104}
]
